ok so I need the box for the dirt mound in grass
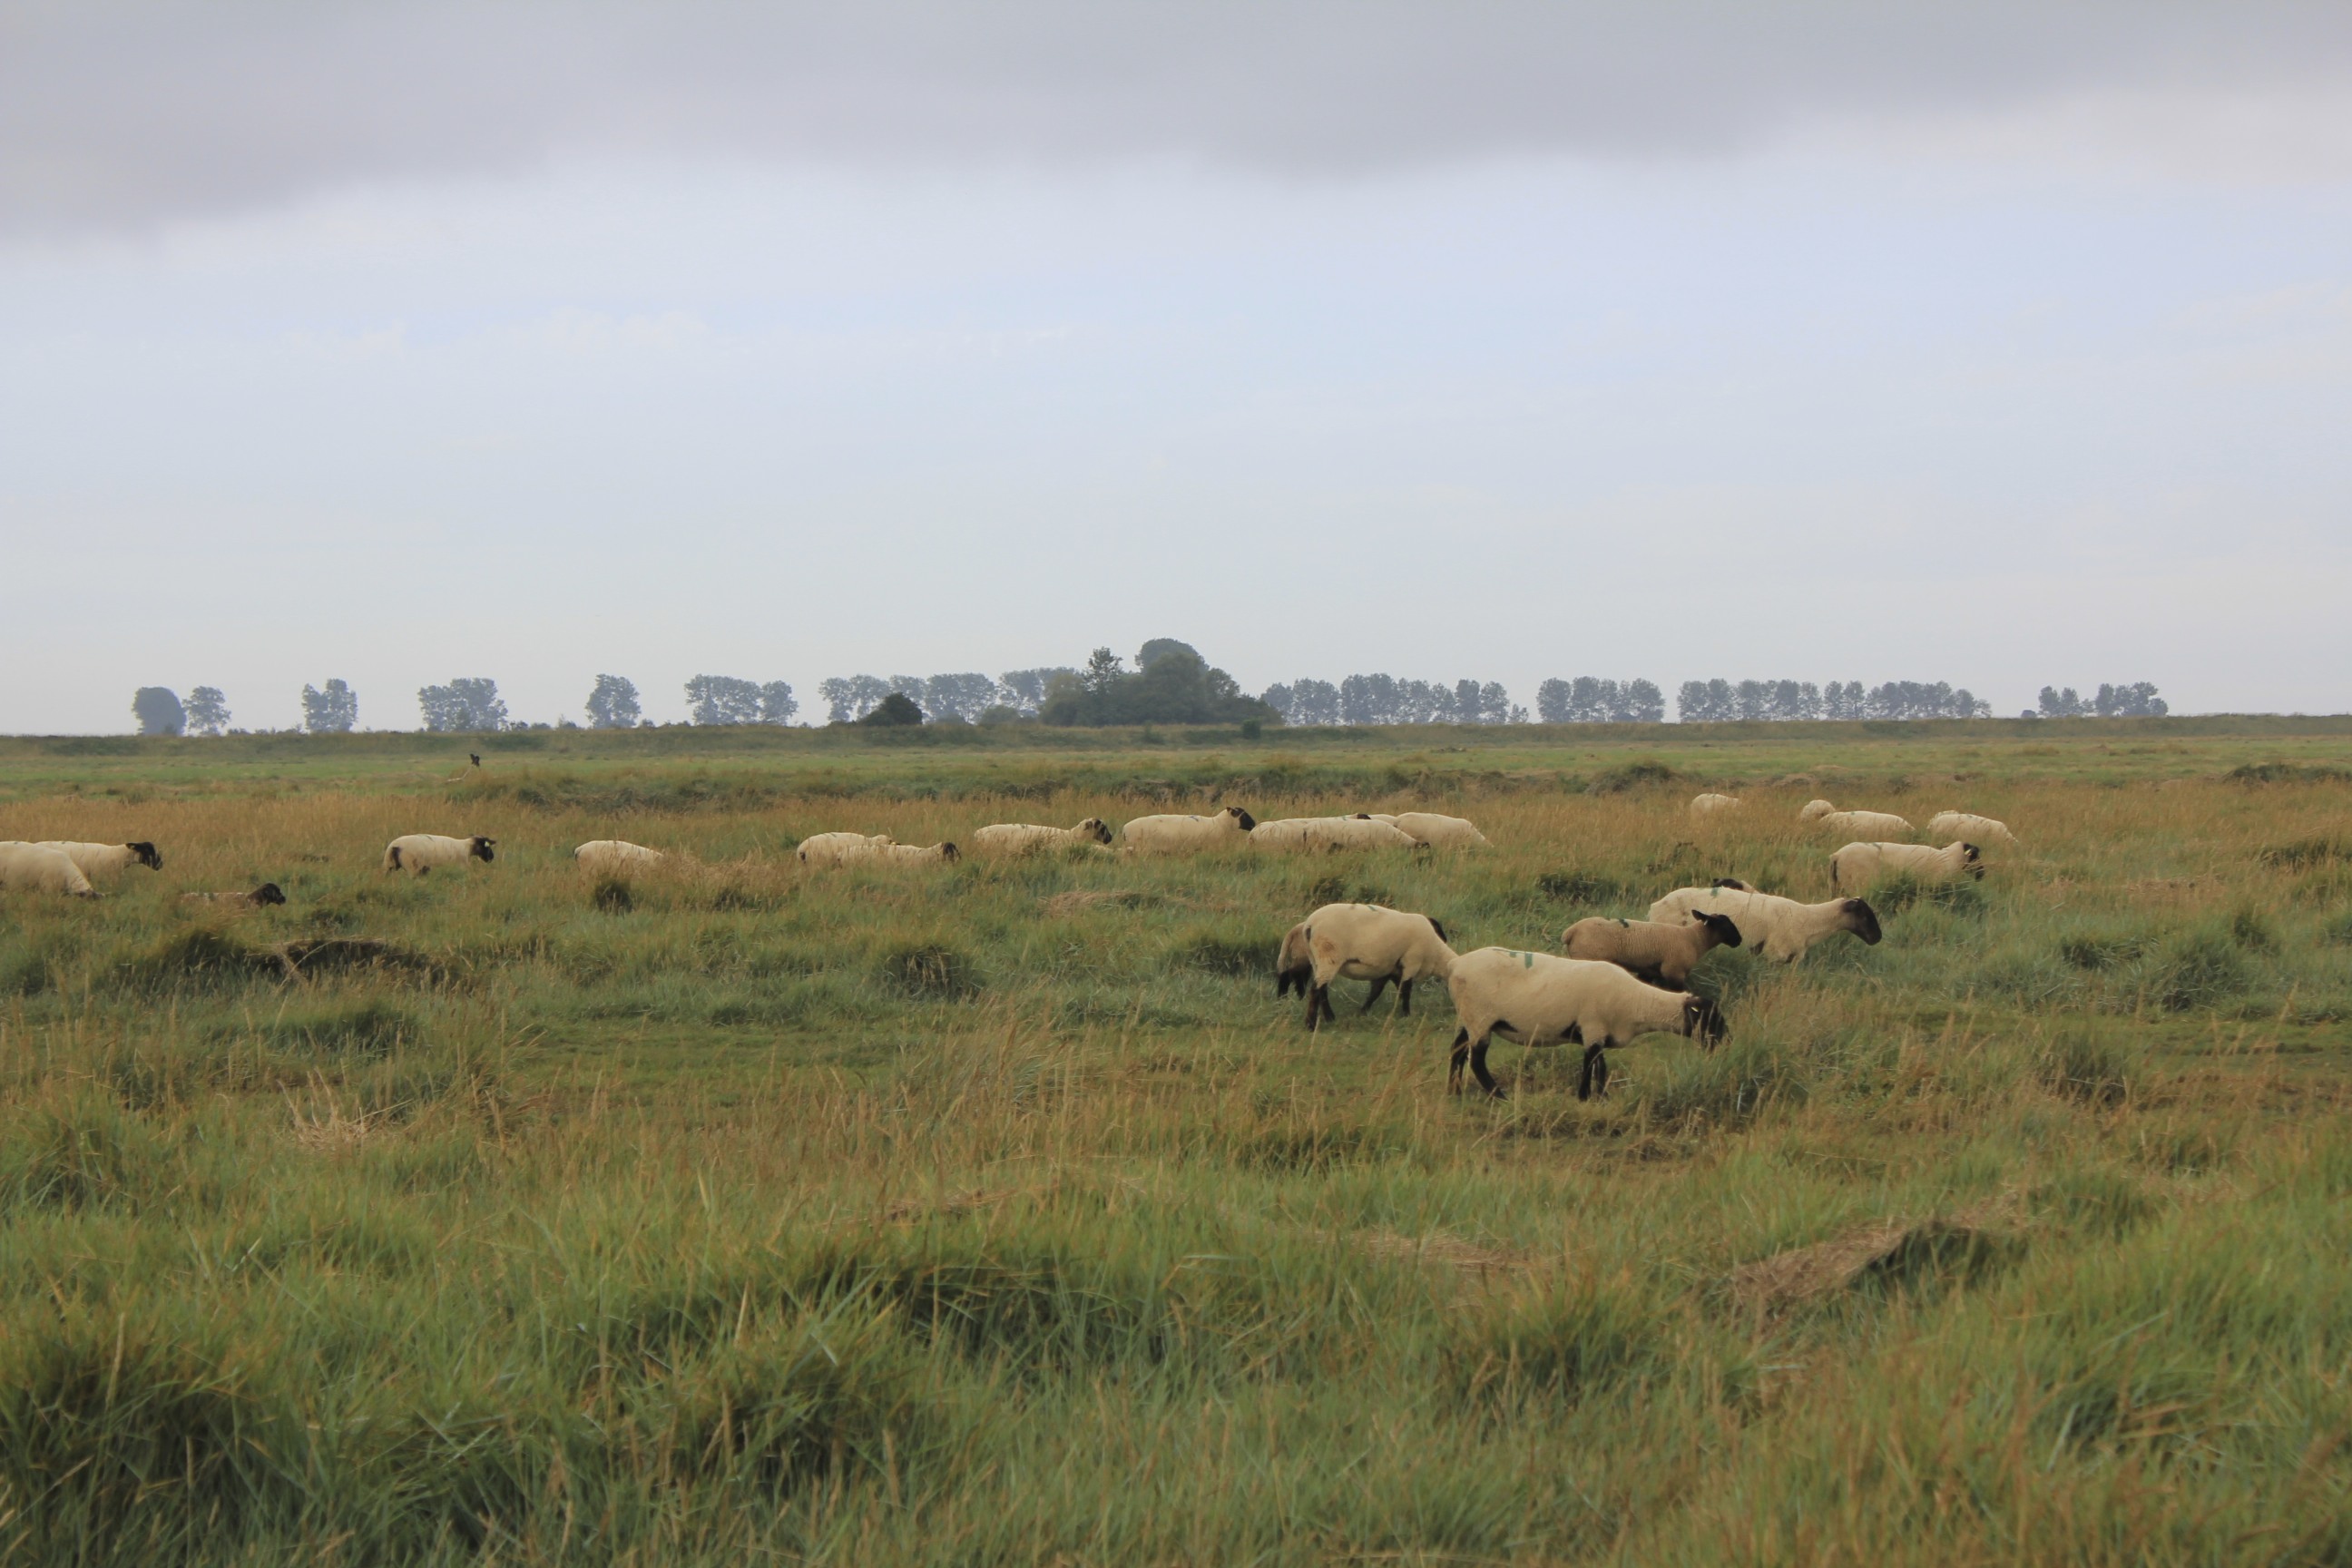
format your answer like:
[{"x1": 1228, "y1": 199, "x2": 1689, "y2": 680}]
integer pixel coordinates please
[{"x1": 1730, "y1": 1192, "x2": 2023, "y2": 1315}]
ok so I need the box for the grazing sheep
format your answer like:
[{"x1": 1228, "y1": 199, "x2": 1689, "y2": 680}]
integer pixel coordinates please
[
  {"x1": 876, "y1": 840, "x2": 961, "y2": 865},
  {"x1": 573, "y1": 839, "x2": 668, "y2": 875},
  {"x1": 1373, "y1": 812, "x2": 1491, "y2": 848},
  {"x1": 1926, "y1": 810, "x2": 2019, "y2": 849},
  {"x1": 1798, "y1": 799, "x2": 1838, "y2": 823},
  {"x1": 796, "y1": 832, "x2": 893, "y2": 868},
  {"x1": 0, "y1": 843, "x2": 98, "y2": 897},
  {"x1": 1562, "y1": 911, "x2": 1744, "y2": 988},
  {"x1": 1289, "y1": 903, "x2": 1457, "y2": 1030},
  {"x1": 1690, "y1": 793, "x2": 1740, "y2": 816},
  {"x1": 972, "y1": 818, "x2": 1113, "y2": 855},
  {"x1": 1307, "y1": 816, "x2": 1417, "y2": 851},
  {"x1": 1648, "y1": 886, "x2": 1882, "y2": 964},
  {"x1": 181, "y1": 884, "x2": 287, "y2": 909},
  {"x1": 1814, "y1": 809, "x2": 1916, "y2": 839},
  {"x1": 1120, "y1": 807, "x2": 1258, "y2": 854},
  {"x1": 1249, "y1": 818, "x2": 1321, "y2": 852},
  {"x1": 382, "y1": 834, "x2": 495, "y2": 876},
  {"x1": 1830, "y1": 840, "x2": 1983, "y2": 892},
  {"x1": 35, "y1": 840, "x2": 162, "y2": 878},
  {"x1": 1445, "y1": 947, "x2": 1726, "y2": 1100}
]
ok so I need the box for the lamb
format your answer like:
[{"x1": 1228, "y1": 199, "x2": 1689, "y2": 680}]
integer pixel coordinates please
[
  {"x1": 1648, "y1": 886, "x2": 1882, "y2": 964},
  {"x1": 1562, "y1": 911, "x2": 1744, "y2": 988},
  {"x1": 1813, "y1": 809, "x2": 1916, "y2": 839},
  {"x1": 573, "y1": 839, "x2": 668, "y2": 875},
  {"x1": 972, "y1": 818, "x2": 1113, "y2": 855},
  {"x1": 796, "y1": 832, "x2": 893, "y2": 868},
  {"x1": 1829, "y1": 840, "x2": 1983, "y2": 892},
  {"x1": 875, "y1": 840, "x2": 961, "y2": 865},
  {"x1": 1283, "y1": 903, "x2": 1457, "y2": 1030},
  {"x1": 1119, "y1": 806, "x2": 1257, "y2": 854},
  {"x1": 1445, "y1": 947, "x2": 1726, "y2": 1100},
  {"x1": 1689, "y1": 793, "x2": 1740, "y2": 815},
  {"x1": 381, "y1": 834, "x2": 495, "y2": 875},
  {"x1": 1926, "y1": 811, "x2": 2019, "y2": 849},
  {"x1": 1370, "y1": 811, "x2": 1490, "y2": 848},
  {"x1": 181, "y1": 884, "x2": 287, "y2": 909},
  {"x1": 34, "y1": 840, "x2": 162, "y2": 878},
  {"x1": 0, "y1": 843, "x2": 98, "y2": 897}
]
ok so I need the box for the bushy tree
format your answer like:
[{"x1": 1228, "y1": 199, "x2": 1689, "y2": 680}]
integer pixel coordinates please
[
  {"x1": 585, "y1": 674, "x2": 641, "y2": 729},
  {"x1": 301, "y1": 679, "x2": 358, "y2": 733},
  {"x1": 2037, "y1": 685, "x2": 2085, "y2": 718},
  {"x1": 818, "y1": 676, "x2": 893, "y2": 722},
  {"x1": 996, "y1": 669, "x2": 1075, "y2": 717},
  {"x1": 919, "y1": 673, "x2": 997, "y2": 722},
  {"x1": 759, "y1": 681, "x2": 798, "y2": 724},
  {"x1": 132, "y1": 687, "x2": 185, "y2": 736},
  {"x1": 1136, "y1": 639, "x2": 1203, "y2": 671},
  {"x1": 1261, "y1": 678, "x2": 1340, "y2": 727},
  {"x1": 858, "y1": 692, "x2": 924, "y2": 727},
  {"x1": 418, "y1": 678, "x2": 507, "y2": 732},
  {"x1": 684, "y1": 675, "x2": 763, "y2": 725},
  {"x1": 2093, "y1": 681, "x2": 2167, "y2": 718},
  {"x1": 1081, "y1": 647, "x2": 1126, "y2": 693},
  {"x1": 1681, "y1": 678, "x2": 1985, "y2": 721},
  {"x1": 1041, "y1": 647, "x2": 1274, "y2": 728},
  {"x1": 184, "y1": 686, "x2": 230, "y2": 737},
  {"x1": 1538, "y1": 677, "x2": 1665, "y2": 723}
]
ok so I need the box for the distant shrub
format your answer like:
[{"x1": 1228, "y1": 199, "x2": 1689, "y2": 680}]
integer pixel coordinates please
[
  {"x1": 2226, "y1": 762, "x2": 2352, "y2": 785},
  {"x1": 1587, "y1": 760, "x2": 1679, "y2": 794}
]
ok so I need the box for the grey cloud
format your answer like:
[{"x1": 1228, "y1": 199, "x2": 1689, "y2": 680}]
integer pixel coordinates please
[{"x1": 5, "y1": 1, "x2": 2352, "y2": 232}]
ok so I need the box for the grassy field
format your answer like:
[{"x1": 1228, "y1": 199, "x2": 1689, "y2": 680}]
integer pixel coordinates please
[{"x1": 2, "y1": 720, "x2": 2348, "y2": 1564}]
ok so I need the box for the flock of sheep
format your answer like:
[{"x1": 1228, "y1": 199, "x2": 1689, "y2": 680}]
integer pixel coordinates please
[{"x1": 0, "y1": 792, "x2": 2011, "y2": 1102}]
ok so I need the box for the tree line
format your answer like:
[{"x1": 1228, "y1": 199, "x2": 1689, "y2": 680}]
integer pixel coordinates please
[{"x1": 118, "y1": 664, "x2": 2172, "y2": 734}]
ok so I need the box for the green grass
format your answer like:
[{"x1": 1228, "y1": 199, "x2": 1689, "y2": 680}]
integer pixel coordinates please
[{"x1": 0, "y1": 720, "x2": 2347, "y2": 1563}]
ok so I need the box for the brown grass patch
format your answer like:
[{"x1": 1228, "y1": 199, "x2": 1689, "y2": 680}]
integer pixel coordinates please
[{"x1": 1730, "y1": 1191, "x2": 2023, "y2": 1315}]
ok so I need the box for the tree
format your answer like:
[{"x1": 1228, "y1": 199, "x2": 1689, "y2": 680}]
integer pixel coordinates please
[
  {"x1": 184, "y1": 686, "x2": 230, "y2": 737},
  {"x1": 585, "y1": 674, "x2": 641, "y2": 729},
  {"x1": 1081, "y1": 647, "x2": 1125, "y2": 693},
  {"x1": 760, "y1": 681, "x2": 798, "y2": 724},
  {"x1": 996, "y1": 669, "x2": 1075, "y2": 717},
  {"x1": 818, "y1": 675, "x2": 893, "y2": 722},
  {"x1": 858, "y1": 692, "x2": 925, "y2": 726},
  {"x1": 2093, "y1": 681, "x2": 2167, "y2": 718},
  {"x1": 684, "y1": 675, "x2": 763, "y2": 725},
  {"x1": 2038, "y1": 685, "x2": 2084, "y2": 719},
  {"x1": 132, "y1": 687, "x2": 185, "y2": 736},
  {"x1": 919, "y1": 673, "x2": 997, "y2": 722},
  {"x1": 301, "y1": 679, "x2": 358, "y2": 733},
  {"x1": 1042, "y1": 647, "x2": 1275, "y2": 727},
  {"x1": 418, "y1": 678, "x2": 507, "y2": 731},
  {"x1": 1136, "y1": 639, "x2": 1203, "y2": 672}
]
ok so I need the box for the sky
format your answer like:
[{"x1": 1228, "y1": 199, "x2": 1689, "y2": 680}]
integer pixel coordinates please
[{"x1": 5, "y1": 1, "x2": 2351, "y2": 731}]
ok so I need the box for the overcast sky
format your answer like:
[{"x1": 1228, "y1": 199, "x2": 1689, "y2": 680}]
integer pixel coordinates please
[{"x1": 5, "y1": 1, "x2": 2351, "y2": 730}]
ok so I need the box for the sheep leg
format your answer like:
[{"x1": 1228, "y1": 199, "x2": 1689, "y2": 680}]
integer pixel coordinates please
[
  {"x1": 1305, "y1": 985, "x2": 1329, "y2": 1031},
  {"x1": 1447, "y1": 1028, "x2": 1471, "y2": 1093},
  {"x1": 1577, "y1": 1044, "x2": 1610, "y2": 1101},
  {"x1": 1469, "y1": 1039, "x2": 1503, "y2": 1098},
  {"x1": 1396, "y1": 978, "x2": 1413, "y2": 1016},
  {"x1": 1358, "y1": 975, "x2": 1389, "y2": 1013}
]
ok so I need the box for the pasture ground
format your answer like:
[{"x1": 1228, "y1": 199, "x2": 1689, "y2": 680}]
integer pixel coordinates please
[{"x1": 1, "y1": 718, "x2": 2347, "y2": 1564}]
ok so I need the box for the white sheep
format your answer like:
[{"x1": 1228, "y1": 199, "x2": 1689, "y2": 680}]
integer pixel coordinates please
[
  {"x1": 181, "y1": 883, "x2": 287, "y2": 910},
  {"x1": 1648, "y1": 886, "x2": 1882, "y2": 964},
  {"x1": 1926, "y1": 811, "x2": 2019, "y2": 849},
  {"x1": 875, "y1": 840, "x2": 961, "y2": 865},
  {"x1": 573, "y1": 839, "x2": 668, "y2": 875},
  {"x1": 1690, "y1": 793, "x2": 1741, "y2": 816},
  {"x1": 1814, "y1": 809, "x2": 1916, "y2": 839},
  {"x1": 1248, "y1": 818, "x2": 1321, "y2": 852},
  {"x1": 1281, "y1": 903, "x2": 1457, "y2": 1030},
  {"x1": 1307, "y1": 816, "x2": 1417, "y2": 851},
  {"x1": 1120, "y1": 807, "x2": 1258, "y2": 854},
  {"x1": 796, "y1": 832, "x2": 893, "y2": 868},
  {"x1": 1829, "y1": 839, "x2": 1983, "y2": 893},
  {"x1": 1445, "y1": 946, "x2": 1726, "y2": 1100},
  {"x1": 1562, "y1": 910, "x2": 1745, "y2": 988},
  {"x1": 381, "y1": 834, "x2": 495, "y2": 876},
  {"x1": 1371, "y1": 812, "x2": 1491, "y2": 848},
  {"x1": 0, "y1": 843, "x2": 98, "y2": 897},
  {"x1": 34, "y1": 840, "x2": 162, "y2": 878},
  {"x1": 972, "y1": 819, "x2": 1113, "y2": 855},
  {"x1": 1798, "y1": 799, "x2": 1838, "y2": 823}
]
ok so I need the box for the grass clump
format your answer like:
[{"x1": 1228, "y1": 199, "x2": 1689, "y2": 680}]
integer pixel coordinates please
[
  {"x1": 880, "y1": 943, "x2": 983, "y2": 1000},
  {"x1": 2038, "y1": 1027, "x2": 2132, "y2": 1105}
]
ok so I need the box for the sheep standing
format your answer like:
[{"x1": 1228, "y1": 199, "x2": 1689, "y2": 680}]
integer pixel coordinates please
[
  {"x1": 382, "y1": 834, "x2": 495, "y2": 876},
  {"x1": 1648, "y1": 886, "x2": 1881, "y2": 963},
  {"x1": 1926, "y1": 811, "x2": 2019, "y2": 849},
  {"x1": 1285, "y1": 903, "x2": 1456, "y2": 1030},
  {"x1": 796, "y1": 832, "x2": 891, "y2": 868},
  {"x1": 1370, "y1": 812, "x2": 1491, "y2": 848},
  {"x1": 1829, "y1": 840, "x2": 1982, "y2": 892},
  {"x1": 876, "y1": 840, "x2": 961, "y2": 865},
  {"x1": 1445, "y1": 947, "x2": 1725, "y2": 1099},
  {"x1": 34, "y1": 840, "x2": 162, "y2": 879},
  {"x1": 181, "y1": 884, "x2": 287, "y2": 909},
  {"x1": 573, "y1": 840, "x2": 668, "y2": 875},
  {"x1": 1562, "y1": 911, "x2": 1744, "y2": 988},
  {"x1": 1814, "y1": 809, "x2": 1915, "y2": 839},
  {"x1": 972, "y1": 819, "x2": 1113, "y2": 855},
  {"x1": 1690, "y1": 793, "x2": 1740, "y2": 816},
  {"x1": 1119, "y1": 807, "x2": 1257, "y2": 854},
  {"x1": 1305, "y1": 817, "x2": 1417, "y2": 851},
  {"x1": 0, "y1": 843, "x2": 98, "y2": 897}
]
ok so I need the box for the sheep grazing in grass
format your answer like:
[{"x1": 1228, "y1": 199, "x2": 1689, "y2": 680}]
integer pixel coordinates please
[
  {"x1": 1120, "y1": 807, "x2": 1257, "y2": 854},
  {"x1": 1445, "y1": 947, "x2": 1726, "y2": 1100},
  {"x1": 1251, "y1": 816, "x2": 1407, "y2": 853},
  {"x1": 796, "y1": 832, "x2": 891, "y2": 867},
  {"x1": 1285, "y1": 903, "x2": 1457, "y2": 1030},
  {"x1": 972, "y1": 819, "x2": 1113, "y2": 855},
  {"x1": 1250, "y1": 818, "x2": 1320, "y2": 852},
  {"x1": 0, "y1": 843, "x2": 98, "y2": 897},
  {"x1": 382, "y1": 835, "x2": 495, "y2": 876},
  {"x1": 1562, "y1": 911, "x2": 1744, "y2": 989},
  {"x1": 1830, "y1": 840, "x2": 1982, "y2": 893},
  {"x1": 573, "y1": 840, "x2": 667, "y2": 875},
  {"x1": 35, "y1": 840, "x2": 162, "y2": 878},
  {"x1": 181, "y1": 884, "x2": 287, "y2": 910},
  {"x1": 1648, "y1": 886, "x2": 1882, "y2": 964},
  {"x1": 1689, "y1": 793, "x2": 1740, "y2": 816},
  {"x1": 1926, "y1": 810, "x2": 2019, "y2": 849},
  {"x1": 1814, "y1": 808, "x2": 1915, "y2": 839},
  {"x1": 877, "y1": 840, "x2": 961, "y2": 865},
  {"x1": 1369, "y1": 812, "x2": 1491, "y2": 848},
  {"x1": 1798, "y1": 799, "x2": 1838, "y2": 823}
]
